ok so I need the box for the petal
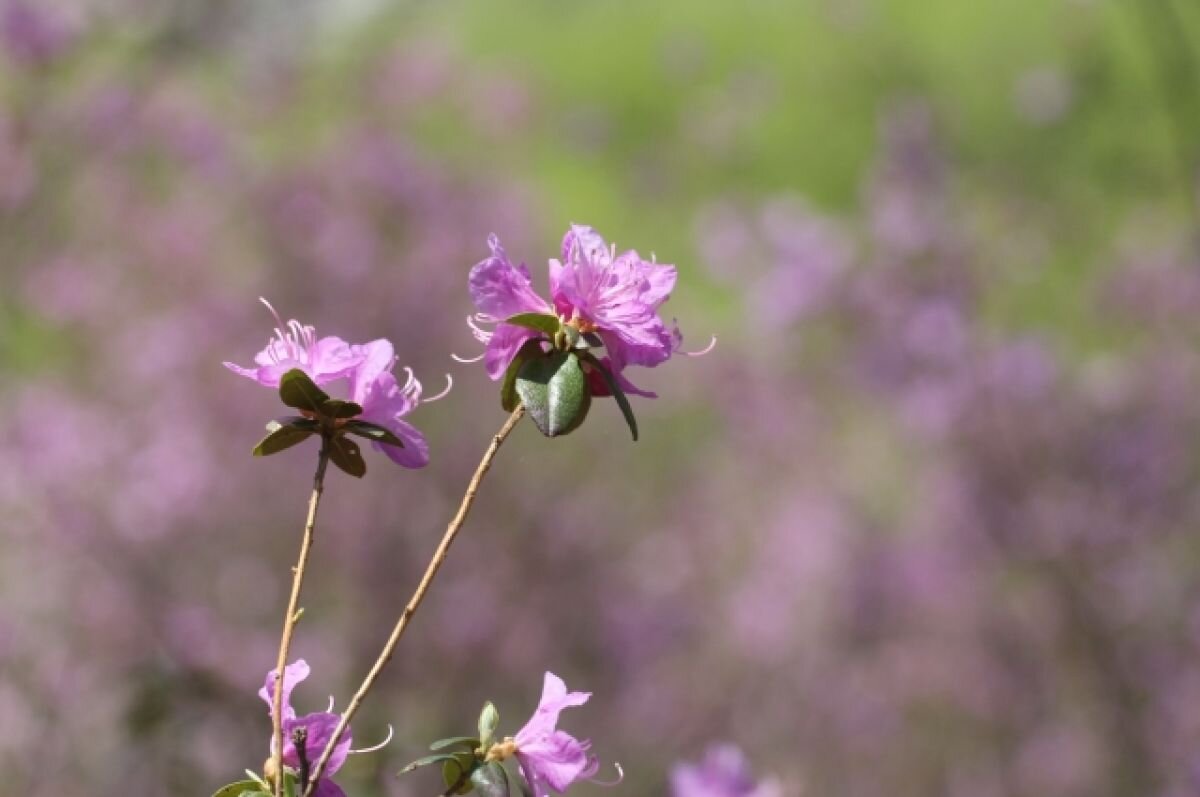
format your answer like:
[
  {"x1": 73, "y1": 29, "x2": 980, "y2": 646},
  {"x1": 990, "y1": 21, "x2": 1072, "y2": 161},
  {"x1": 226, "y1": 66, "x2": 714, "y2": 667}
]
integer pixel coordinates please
[
  {"x1": 223, "y1": 360, "x2": 268, "y2": 384},
  {"x1": 560, "y1": 224, "x2": 609, "y2": 267},
  {"x1": 514, "y1": 672, "x2": 590, "y2": 745},
  {"x1": 311, "y1": 780, "x2": 347, "y2": 797},
  {"x1": 348, "y1": 338, "x2": 396, "y2": 404},
  {"x1": 282, "y1": 712, "x2": 352, "y2": 775},
  {"x1": 601, "y1": 328, "x2": 672, "y2": 372},
  {"x1": 639, "y1": 260, "x2": 677, "y2": 308},
  {"x1": 307, "y1": 336, "x2": 364, "y2": 384},
  {"x1": 374, "y1": 418, "x2": 430, "y2": 469},
  {"x1": 584, "y1": 354, "x2": 657, "y2": 400},
  {"x1": 259, "y1": 660, "x2": 310, "y2": 721},
  {"x1": 515, "y1": 733, "x2": 598, "y2": 793},
  {"x1": 469, "y1": 234, "x2": 550, "y2": 319},
  {"x1": 484, "y1": 324, "x2": 539, "y2": 381}
]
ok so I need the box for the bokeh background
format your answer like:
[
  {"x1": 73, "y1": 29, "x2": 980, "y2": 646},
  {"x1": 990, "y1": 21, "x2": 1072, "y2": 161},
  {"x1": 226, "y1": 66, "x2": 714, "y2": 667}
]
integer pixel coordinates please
[{"x1": 3, "y1": 1, "x2": 1200, "y2": 795}]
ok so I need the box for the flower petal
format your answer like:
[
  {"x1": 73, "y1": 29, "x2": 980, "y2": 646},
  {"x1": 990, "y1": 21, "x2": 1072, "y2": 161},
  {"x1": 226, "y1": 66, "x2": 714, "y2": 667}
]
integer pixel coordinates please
[
  {"x1": 374, "y1": 417, "x2": 430, "y2": 469},
  {"x1": 259, "y1": 660, "x2": 310, "y2": 722},
  {"x1": 514, "y1": 672, "x2": 590, "y2": 745},
  {"x1": 516, "y1": 733, "x2": 598, "y2": 794},
  {"x1": 282, "y1": 712, "x2": 352, "y2": 776},
  {"x1": 348, "y1": 338, "x2": 396, "y2": 405},
  {"x1": 484, "y1": 324, "x2": 540, "y2": 381},
  {"x1": 469, "y1": 234, "x2": 551, "y2": 319}
]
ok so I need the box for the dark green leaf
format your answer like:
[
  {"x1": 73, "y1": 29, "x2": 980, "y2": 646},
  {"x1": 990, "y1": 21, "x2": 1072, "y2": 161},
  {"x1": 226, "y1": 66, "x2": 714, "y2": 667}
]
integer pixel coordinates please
[
  {"x1": 253, "y1": 424, "x2": 316, "y2": 457},
  {"x1": 398, "y1": 753, "x2": 459, "y2": 774},
  {"x1": 582, "y1": 331, "x2": 603, "y2": 348},
  {"x1": 515, "y1": 351, "x2": 591, "y2": 437},
  {"x1": 430, "y1": 736, "x2": 481, "y2": 752},
  {"x1": 320, "y1": 399, "x2": 363, "y2": 419},
  {"x1": 501, "y1": 340, "x2": 545, "y2": 412},
  {"x1": 471, "y1": 763, "x2": 511, "y2": 797},
  {"x1": 477, "y1": 702, "x2": 499, "y2": 748},
  {"x1": 503, "y1": 312, "x2": 561, "y2": 337},
  {"x1": 343, "y1": 420, "x2": 405, "y2": 448},
  {"x1": 442, "y1": 753, "x2": 477, "y2": 795},
  {"x1": 328, "y1": 435, "x2": 366, "y2": 478},
  {"x1": 265, "y1": 416, "x2": 321, "y2": 434},
  {"x1": 278, "y1": 369, "x2": 330, "y2": 413},
  {"x1": 236, "y1": 791, "x2": 269, "y2": 797},
  {"x1": 211, "y1": 780, "x2": 263, "y2": 797},
  {"x1": 281, "y1": 772, "x2": 297, "y2": 797},
  {"x1": 579, "y1": 352, "x2": 639, "y2": 442}
]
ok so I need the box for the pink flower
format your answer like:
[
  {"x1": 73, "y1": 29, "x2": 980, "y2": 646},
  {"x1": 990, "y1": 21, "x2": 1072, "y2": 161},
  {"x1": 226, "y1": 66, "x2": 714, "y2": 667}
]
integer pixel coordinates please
[
  {"x1": 468, "y1": 226, "x2": 701, "y2": 397},
  {"x1": 259, "y1": 660, "x2": 352, "y2": 797},
  {"x1": 224, "y1": 299, "x2": 363, "y2": 389},
  {"x1": 512, "y1": 672, "x2": 618, "y2": 796},
  {"x1": 670, "y1": 744, "x2": 782, "y2": 797},
  {"x1": 347, "y1": 338, "x2": 434, "y2": 469}
]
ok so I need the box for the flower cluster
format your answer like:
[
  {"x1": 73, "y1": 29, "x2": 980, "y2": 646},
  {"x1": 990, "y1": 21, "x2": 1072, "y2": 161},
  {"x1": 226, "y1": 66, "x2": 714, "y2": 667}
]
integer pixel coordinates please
[
  {"x1": 224, "y1": 299, "x2": 446, "y2": 470},
  {"x1": 671, "y1": 745, "x2": 781, "y2": 797},
  {"x1": 465, "y1": 225, "x2": 710, "y2": 438}
]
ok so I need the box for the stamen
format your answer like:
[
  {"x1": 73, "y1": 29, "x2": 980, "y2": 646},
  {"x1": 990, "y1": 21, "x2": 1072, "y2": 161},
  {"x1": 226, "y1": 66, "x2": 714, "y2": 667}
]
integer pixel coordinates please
[
  {"x1": 591, "y1": 763, "x2": 624, "y2": 787},
  {"x1": 423, "y1": 374, "x2": 453, "y2": 403},
  {"x1": 259, "y1": 297, "x2": 290, "y2": 363},
  {"x1": 348, "y1": 724, "x2": 394, "y2": 755},
  {"x1": 682, "y1": 334, "x2": 718, "y2": 357},
  {"x1": 399, "y1": 366, "x2": 417, "y2": 395},
  {"x1": 451, "y1": 351, "x2": 486, "y2": 363},
  {"x1": 325, "y1": 696, "x2": 335, "y2": 713}
]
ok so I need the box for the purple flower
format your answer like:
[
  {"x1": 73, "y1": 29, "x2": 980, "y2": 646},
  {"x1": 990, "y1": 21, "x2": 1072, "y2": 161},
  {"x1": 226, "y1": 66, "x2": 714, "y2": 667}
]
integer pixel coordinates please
[
  {"x1": 259, "y1": 660, "x2": 352, "y2": 797},
  {"x1": 225, "y1": 299, "x2": 363, "y2": 389},
  {"x1": 347, "y1": 338, "x2": 434, "y2": 468},
  {"x1": 670, "y1": 744, "x2": 782, "y2": 797},
  {"x1": 468, "y1": 226, "x2": 696, "y2": 396},
  {"x1": 511, "y1": 672, "x2": 617, "y2": 796},
  {"x1": 225, "y1": 300, "x2": 446, "y2": 468}
]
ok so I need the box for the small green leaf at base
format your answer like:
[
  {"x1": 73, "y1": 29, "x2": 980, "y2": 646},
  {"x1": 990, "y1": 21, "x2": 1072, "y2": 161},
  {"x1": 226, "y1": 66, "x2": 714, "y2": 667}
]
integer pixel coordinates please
[
  {"x1": 320, "y1": 399, "x2": 363, "y2": 419},
  {"x1": 579, "y1": 352, "x2": 639, "y2": 441},
  {"x1": 278, "y1": 369, "x2": 330, "y2": 413},
  {"x1": 211, "y1": 780, "x2": 266, "y2": 797},
  {"x1": 442, "y1": 753, "x2": 478, "y2": 795},
  {"x1": 501, "y1": 340, "x2": 546, "y2": 412},
  {"x1": 503, "y1": 312, "x2": 561, "y2": 337},
  {"x1": 253, "y1": 421, "x2": 317, "y2": 456},
  {"x1": 328, "y1": 435, "x2": 367, "y2": 478},
  {"x1": 471, "y1": 763, "x2": 512, "y2": 797},
  {"x1": 343, "y1": 420, "x2": 405, "y2": 448},
  {"x1": 399, "y1": 753, "x2": 460, "y2": 774},
  {"x1": 516, "y1": 351, "x2": 591, "y2": 437},
  {"x1": 430, "y1": 736, "x2": 482, "y2": 752}
]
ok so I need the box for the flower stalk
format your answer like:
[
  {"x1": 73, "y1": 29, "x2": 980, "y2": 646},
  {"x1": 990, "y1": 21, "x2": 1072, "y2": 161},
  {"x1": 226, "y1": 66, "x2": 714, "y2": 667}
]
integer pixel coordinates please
[
  {"x1": 303, "y1": 405, "x2": 526, "y2": 797},
  {"x1": 271, "y1": 434, "x2": 331, "y2": 797}
]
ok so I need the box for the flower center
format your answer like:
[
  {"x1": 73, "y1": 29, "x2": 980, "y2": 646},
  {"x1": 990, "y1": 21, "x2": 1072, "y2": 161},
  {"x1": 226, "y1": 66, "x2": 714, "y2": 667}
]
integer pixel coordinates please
[
  {"x1": 565, "y1": 314, "x2": 597, "y2": 334},
  {"x1": 484, "y1": 737, "x2": 519, "y2": 763}
]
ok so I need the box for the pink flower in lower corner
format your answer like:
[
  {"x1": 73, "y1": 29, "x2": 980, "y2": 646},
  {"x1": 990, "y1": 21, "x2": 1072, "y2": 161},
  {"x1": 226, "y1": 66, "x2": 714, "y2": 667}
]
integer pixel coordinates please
[
  {"x1": 259, "y1": 660, "x2": 352, "y2": 797},
  {"x1": 670, "y1": 744, "x2": 783, "y2": 797},
  {"x1": 511, "y1": 672, "x2": 621, "y2": 796}
]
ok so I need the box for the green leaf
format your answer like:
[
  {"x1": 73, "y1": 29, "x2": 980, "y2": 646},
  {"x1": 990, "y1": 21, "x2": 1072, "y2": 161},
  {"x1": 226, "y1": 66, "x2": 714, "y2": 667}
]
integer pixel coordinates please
[
  {"x1": 278, "y1": 369, "x2": 330, "y2": 413},
  {"x1": 281, "y1": 772, "x2": 297, "y2": 797},
  {"x1": 430, "y1": 736, "x2": 482, "y2": 752},
  {"x1": 503, "y1": 312, "x2": 561, "y2": 337},
  {"x1": 477, "y1": 702, "x2": 499, "y2": 748},
  {"x1": 515, "y1": 351, "x2": 591, "y2": 437},
  {"x1": 253, "y1": 424, "x2": 317, "y2": 457},
  {"x1": 343, "y1": 420, "x2": 405, "y2": 448},
  {"x1": 442, "y1": 753, "x2": 477, "y2": 795},
  {"x1": 328, "y1": 435, "x2": 367, "y2": 478},
  {"x1": 398, "y1": 753, "x2": 459, "y2": 774},
  {"x1": 579, "y1": 352, "x2": 639, "y2": 441},
  {"x1": 211, "y1": 780, "x2": 264, "y2": 797},
  {"x1": 320, "y1": 399, "x2": 363, "y2": 419},
  {"x1": 471, "y1": 763, "x2": 511, "y2": 797},
  {"x1": 501, "y1": 340, "x2": 545, "y2": 412}
]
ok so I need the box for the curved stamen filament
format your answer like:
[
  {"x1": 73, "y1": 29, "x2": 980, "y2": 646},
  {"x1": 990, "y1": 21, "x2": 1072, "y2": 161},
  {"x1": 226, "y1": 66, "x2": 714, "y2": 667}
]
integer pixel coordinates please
[
  {"x1": 422, "y1": 374, "x2": 453, "y2": 403},
  {"x1": 682, "y1": 334, "x2": 718, "y2": 357},
  {"x1": 451, "y1": 351, "x2": 486, "y2": 363},
  {"x1": 348, "y1": 724, "x2": 394, "y2": 755},
  {"x1": 591, "y1": 762, "x2": 624, "y2": 787}
]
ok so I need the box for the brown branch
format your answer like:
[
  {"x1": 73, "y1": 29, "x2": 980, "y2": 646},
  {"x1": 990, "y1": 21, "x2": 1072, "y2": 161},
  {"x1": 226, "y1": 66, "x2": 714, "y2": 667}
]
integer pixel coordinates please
[{"x1": 303, "y1": 406, "x2": 526, "y2": 796}]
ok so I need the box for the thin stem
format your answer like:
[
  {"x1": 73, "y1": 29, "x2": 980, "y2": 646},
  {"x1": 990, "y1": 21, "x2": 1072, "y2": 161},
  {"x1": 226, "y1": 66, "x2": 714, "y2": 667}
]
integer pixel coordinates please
[
  {"x1": 303, "y1": 406, "x2": 526, "y2": 797},
  {"x1": 271, "y1": 436, "x2": 331, "y2": 797}
]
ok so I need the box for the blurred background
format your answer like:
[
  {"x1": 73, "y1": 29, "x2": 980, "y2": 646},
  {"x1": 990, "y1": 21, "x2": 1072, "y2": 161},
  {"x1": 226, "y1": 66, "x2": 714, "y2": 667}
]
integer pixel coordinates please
[{"x1": 3, "y1": 1, "x2": 1200, "y2": 795}]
